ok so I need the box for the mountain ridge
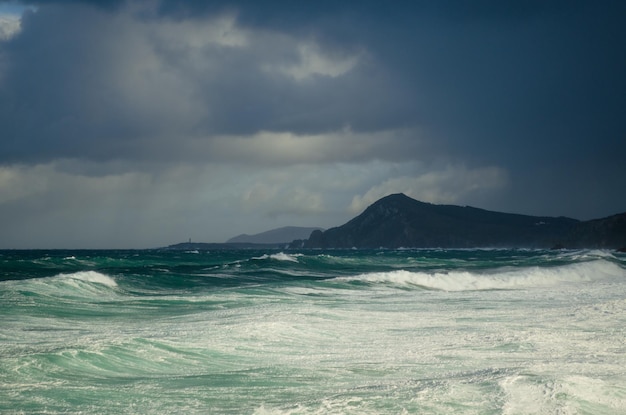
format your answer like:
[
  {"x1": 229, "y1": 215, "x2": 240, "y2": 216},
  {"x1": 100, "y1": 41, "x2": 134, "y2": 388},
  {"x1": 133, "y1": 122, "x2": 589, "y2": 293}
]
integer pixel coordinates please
[
  {"x1": 226, "y1": 226, "x2": 324, "y2": 244},
  {"x1": 303, "y1": 193, "x2": 625, "y2": 249}
]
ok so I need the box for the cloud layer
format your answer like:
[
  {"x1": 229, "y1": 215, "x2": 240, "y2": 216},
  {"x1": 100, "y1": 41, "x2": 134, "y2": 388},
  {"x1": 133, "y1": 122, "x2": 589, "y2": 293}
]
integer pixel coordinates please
[{"x1": 0, "y1": 0, "x2": 624, "y2": 248}]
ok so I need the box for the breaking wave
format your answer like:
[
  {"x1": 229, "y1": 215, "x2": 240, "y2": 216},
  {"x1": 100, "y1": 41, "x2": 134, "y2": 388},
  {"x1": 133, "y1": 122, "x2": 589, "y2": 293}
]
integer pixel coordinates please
[
  {"x1": 252, "y1": 252, "x2": 301, "y2": 262},
  {"x1": 337, "y1": 259, "x2": 625, "y2": 291},
  {"x1": 0, "y1": 271, "x2": 120, "y2": 301},
  {"x1": 56, "y1": 271, "x2": 118, "y2": 288}
]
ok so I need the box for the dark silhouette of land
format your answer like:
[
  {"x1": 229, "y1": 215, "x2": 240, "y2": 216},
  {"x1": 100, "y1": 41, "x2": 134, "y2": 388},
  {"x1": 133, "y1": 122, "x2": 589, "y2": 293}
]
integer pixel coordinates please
[
  {"x1": 164, "y1": 193, "x2": 626, "y2": 250},
  {"x1": 226, "y1": 226, "x2": 323, "y2": 244},
  {"x1": 302, "y1": 194, "x2": 626, "y2": 249}
]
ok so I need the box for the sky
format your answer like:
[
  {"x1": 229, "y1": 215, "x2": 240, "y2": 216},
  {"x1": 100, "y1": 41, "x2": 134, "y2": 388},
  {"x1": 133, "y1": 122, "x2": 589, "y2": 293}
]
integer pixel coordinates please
[{"x1": 0, "y1": 0, "x2": 624, "y2": 248}]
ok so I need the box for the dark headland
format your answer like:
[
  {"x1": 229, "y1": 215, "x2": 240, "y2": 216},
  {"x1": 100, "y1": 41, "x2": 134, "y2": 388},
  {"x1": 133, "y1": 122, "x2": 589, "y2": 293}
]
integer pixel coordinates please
[
  {"x1": 165, "y1": 193, "x2": 626, "y2": 250},
  {"x1": 303, "y1": 194, "x2": 626, "y2": 250}
]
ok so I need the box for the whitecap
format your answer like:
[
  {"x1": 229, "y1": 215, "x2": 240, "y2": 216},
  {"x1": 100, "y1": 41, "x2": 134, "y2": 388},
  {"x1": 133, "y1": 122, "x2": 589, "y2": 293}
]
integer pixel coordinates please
[
  {"x1": 58, "y1": 271, "x2": 118, "y2": 288},
  {"x1": 336, "y1": 259, "x2": 625, "y2": 292},
  {"x1": 270, "y1": 252, "x2": 299, "y2": 262},
  {"x1": 252, "y1": 252, "x2": 300, "y2": 262}
]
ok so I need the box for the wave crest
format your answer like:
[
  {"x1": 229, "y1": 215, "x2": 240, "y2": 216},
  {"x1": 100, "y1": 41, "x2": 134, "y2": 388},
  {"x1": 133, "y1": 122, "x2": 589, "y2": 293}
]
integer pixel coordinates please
[
  {"x1": 337, "y1": 259, "x2": 625, "y2": 291},
  {"x1": 252, "y1": 252, "x2": 300, "y2": 262},
  {"x1": 57, "y1": 271, "x2": 118, "y2": 288}
]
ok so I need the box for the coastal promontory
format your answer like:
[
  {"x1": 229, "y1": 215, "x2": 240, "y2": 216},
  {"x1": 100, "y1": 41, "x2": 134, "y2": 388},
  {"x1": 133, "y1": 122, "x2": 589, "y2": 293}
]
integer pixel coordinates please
[{"x1": 302, "y1": 193, "x2": 625, "y2": 249}]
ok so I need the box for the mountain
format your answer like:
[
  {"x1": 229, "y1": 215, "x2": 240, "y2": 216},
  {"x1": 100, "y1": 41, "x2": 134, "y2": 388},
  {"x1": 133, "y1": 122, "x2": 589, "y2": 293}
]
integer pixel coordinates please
[
  {"x1": 303, "y1": 193, "x2": 625, "y2": 249},
  {"x1": 562, "y1": 213, "x2": 626, "y2": 249},
  {"x1": 226, "y1": 226, "x2": 324, "y2": 244}
]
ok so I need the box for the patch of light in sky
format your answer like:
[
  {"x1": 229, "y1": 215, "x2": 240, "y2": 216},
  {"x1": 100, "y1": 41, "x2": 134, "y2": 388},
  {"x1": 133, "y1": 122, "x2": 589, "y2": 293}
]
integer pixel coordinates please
[{"x1": 0, "y1": 1, "x2": 37, "y2": 39}]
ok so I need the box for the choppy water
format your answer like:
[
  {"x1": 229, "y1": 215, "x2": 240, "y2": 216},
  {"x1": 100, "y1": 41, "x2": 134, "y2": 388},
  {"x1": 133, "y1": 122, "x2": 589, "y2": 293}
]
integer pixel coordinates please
[{"x1": 1, "y1": 248, "x2": 625, "y2": 414}]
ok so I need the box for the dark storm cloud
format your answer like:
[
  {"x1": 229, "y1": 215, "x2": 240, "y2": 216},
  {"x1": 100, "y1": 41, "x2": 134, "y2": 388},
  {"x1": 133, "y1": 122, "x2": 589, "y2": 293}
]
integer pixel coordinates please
[
  {"x1": 17, "y1": 0, "x2": 125, "y2": 9},
  {"x1": 1, "y1": 5, "x2": 139, "y2": 162},
  {"x1": 0, "y1": 0, "x2": 422, "y2": 165},
  {"x1": 4, "y1": 1, "x2": 623, "y2": 158},
  {"x1": 412, "y1": 2, "x2": 626, "y2": 217}
]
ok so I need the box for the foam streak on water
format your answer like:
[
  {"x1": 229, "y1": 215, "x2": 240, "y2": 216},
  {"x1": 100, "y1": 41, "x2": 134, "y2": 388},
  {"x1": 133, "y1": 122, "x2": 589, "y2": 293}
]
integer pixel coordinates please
[{"x1": 1, "y1": 249, "x2": 625, "y2": 414}]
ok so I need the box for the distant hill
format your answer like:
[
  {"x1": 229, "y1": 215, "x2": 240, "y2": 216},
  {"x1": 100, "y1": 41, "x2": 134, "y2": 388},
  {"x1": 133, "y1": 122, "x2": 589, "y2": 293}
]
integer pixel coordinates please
[
  {"x1": 162, "y1": 242, "x2": 285, "y2": 250},
  {"x1": 303, "y1": 193, "x2": 626, "y2": 249},
  {"x1": 562, "y1": 212, "x2": 626, "y2": 249},
  {"x1": 226, "y1": 226, "x2": 324, "y2": 244}
]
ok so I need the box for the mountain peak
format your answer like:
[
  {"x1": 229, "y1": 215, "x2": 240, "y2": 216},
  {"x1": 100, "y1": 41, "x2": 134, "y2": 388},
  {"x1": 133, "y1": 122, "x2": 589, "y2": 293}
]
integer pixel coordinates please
[
  {"x1": 372, "y1": 193, "x2": 420, "y2": 206},
  {"x1": 304, "y1": 194, "x2": 586, "y2": 249}
]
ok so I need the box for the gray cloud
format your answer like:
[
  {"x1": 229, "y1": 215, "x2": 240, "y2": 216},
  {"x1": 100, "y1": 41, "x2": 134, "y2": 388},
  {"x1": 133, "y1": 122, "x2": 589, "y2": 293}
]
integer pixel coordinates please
[
  {"x1": 0, "y1": 1, "x2": 415, "y2": 163},
  {"x1": 6, "y1": 1, "x2": 622, "y2": 165}
]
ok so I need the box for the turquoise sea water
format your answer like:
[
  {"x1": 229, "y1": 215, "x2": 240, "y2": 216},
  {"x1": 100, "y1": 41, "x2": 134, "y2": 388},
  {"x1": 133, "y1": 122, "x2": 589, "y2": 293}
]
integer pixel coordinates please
[{"x1": 1, "y1": 248, "x2": 625, "y2": 414}]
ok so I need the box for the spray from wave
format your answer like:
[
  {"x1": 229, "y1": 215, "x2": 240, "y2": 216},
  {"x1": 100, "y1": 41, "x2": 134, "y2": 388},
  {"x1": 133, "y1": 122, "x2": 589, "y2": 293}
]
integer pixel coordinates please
[
  {"x1": 57, "y1": 271, "x2": 118, "y2": 288},
  {"x1": 336, "y1": 259, "x2": 625, "y2": 291},
  {"x1": 252, "y1": 252, "x2": 301, "y2": 262}
]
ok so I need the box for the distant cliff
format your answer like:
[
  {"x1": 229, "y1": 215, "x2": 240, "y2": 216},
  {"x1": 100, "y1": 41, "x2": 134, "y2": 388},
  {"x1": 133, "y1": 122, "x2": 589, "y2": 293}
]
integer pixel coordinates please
[
  {"x1": 303, "y1": 193, "x2": 626, "y2": 249},
  {"x1": 562, "y1": 213, "x2": 626, "y2": 249},
  {"x1": 227, "y1": 226, "x2": 324, "y2": 244}
]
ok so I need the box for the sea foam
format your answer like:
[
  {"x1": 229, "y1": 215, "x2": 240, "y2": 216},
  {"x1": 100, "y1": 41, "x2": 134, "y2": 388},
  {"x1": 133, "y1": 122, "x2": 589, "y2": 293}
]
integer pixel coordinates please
[
  {"x1": 252, "y1": 252, "x2": 300, "y2": 262},
  {"x1": 2, "y1": 249, "x2": 625, "y2": 414},
  {"x1": 338, "y1": 259, "x2": 625, "y2": 291},
  {"x1": 58, "y1": 271, "x2": 118, "y2": 288}
]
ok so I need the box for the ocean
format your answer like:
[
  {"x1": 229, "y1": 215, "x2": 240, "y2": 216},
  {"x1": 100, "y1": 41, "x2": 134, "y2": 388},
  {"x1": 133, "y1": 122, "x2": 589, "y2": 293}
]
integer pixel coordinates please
[{"x1": 1, "y1": 248, "x2": 625, "y2": 414}]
